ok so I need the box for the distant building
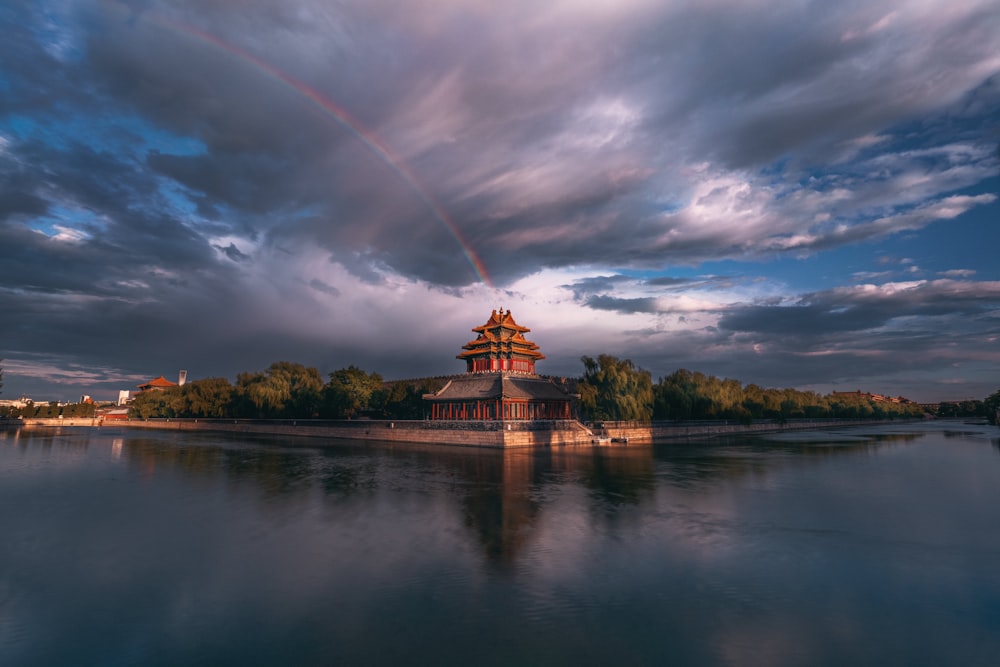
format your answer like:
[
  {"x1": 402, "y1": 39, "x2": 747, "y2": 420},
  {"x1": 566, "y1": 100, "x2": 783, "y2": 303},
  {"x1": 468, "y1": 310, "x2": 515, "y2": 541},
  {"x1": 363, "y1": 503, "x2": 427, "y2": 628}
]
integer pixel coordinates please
[
  {"x1": 423, "y1": 309, "x2": 574, "y2": 420},
  {"x1": 136, "y1": 376, "x2": 179, "y2": 393},
  {"x1": 98, "y1": 407, "x2": 130, "y2": 421},
  {"x1": 831, "y1": 390, "x2": 914, "y2": 404},
  {"x1": 0, "y1": 396, "x2": 32, "y2": 410},
  {"x1": 117, "y1": 390, "x2": 130, "y2": 406}
]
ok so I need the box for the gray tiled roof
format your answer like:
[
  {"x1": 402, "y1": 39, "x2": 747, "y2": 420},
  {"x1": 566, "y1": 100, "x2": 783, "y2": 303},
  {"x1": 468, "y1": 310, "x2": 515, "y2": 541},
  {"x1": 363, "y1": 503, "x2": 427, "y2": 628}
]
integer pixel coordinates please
[{"x1": 425, "y1": 373, "x2": 572, "y2": 401}]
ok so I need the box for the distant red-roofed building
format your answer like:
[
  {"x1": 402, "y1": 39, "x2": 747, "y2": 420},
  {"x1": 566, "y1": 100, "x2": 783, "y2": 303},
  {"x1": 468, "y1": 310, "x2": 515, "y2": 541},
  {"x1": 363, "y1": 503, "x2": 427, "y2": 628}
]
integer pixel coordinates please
[
  {"x1": 137, "y1": 376, "x2": 178, "y2": 393},
  {"x1": 97, "y1": 407, "x2": 130, "y2": 421}
]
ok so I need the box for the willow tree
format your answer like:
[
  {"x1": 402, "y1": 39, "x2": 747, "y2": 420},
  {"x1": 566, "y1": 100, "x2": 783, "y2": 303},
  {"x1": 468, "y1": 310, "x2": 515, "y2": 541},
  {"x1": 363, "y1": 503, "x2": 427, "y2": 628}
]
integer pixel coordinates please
[
  {"x1": 579, "y1": 355, "x2": 653, "y2": 422},
  {"x1": 234, "y1": 362, "x2": 323, "y2": 418},
  {"x1": 183, "y1": 378, "x2": 235, "y2": 417}
]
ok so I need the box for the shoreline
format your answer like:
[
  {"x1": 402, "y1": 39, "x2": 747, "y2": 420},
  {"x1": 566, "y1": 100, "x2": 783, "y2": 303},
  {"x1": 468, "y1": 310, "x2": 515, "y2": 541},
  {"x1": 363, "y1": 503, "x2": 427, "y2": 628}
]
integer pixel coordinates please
[{"x1": 7, "y1": 416, "x2": 928, "y2": 448}]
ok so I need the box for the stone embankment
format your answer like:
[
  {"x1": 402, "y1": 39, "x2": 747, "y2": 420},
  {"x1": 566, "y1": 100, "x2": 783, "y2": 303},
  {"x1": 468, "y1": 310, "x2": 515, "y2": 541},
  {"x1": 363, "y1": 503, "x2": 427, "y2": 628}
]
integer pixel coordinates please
[{"x1": 11, "y1": 417, "x2": 917, "y2": 448}]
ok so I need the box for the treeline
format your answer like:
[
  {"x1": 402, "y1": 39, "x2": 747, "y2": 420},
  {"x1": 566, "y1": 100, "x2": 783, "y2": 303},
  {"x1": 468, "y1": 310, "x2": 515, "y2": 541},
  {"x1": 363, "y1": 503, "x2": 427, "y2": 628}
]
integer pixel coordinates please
[
  {"x1": 4, "y1": 356, "x2": 994, "y2": 425},
  {"x1": 577, "y1": 355, "x2": 927, "y2": 422},
  {"x1": 654, "y1": 368, "x2": 925, "y2": 421},
  {"x1": 982, "y1": 389, "x2": 1000, "y2": 425},
  {"x1": 2, "y1": 402, "x2": 97, "y2": 419},
  {"x1": 128, "y1": 362, "x2": 445, "y2": 420}
]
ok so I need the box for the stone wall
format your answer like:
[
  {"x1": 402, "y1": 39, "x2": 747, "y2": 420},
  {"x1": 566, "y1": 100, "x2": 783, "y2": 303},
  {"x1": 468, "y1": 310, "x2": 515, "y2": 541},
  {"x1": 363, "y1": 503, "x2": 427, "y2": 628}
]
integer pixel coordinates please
[
  {"x1": 596, "y1": 418, "x2": 914, "y2": 443},
  {"x1": 15, "y1": 417, "x2": 598, "y2": 448},
  {"x1": 14, "y1": 417, "x2": 917, "y2": 448}
]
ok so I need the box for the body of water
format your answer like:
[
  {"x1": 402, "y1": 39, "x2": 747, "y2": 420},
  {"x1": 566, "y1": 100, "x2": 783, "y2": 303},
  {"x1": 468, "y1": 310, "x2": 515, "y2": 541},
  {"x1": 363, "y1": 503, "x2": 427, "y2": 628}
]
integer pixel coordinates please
[{"x1": 2, "y1": 421, "x2": 999, "y2": 666}]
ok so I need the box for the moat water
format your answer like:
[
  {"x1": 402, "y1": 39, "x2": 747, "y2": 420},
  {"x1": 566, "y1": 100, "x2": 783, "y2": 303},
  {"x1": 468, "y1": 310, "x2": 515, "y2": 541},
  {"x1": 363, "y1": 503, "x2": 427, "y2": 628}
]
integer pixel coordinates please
[{"x1": 2, "y1": 421, "x2": 999, "y2": 666}]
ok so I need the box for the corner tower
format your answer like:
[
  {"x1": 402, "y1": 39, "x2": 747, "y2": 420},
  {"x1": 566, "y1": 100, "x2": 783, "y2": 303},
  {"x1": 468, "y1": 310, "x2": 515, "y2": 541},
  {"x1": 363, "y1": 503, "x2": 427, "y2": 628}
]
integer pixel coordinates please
[
  {"x1": 424, "y1": 309, "x2": 573, "y2": 421},
  {"x1": 457, "y1": 309, "x2": 545, "y2": 374}
]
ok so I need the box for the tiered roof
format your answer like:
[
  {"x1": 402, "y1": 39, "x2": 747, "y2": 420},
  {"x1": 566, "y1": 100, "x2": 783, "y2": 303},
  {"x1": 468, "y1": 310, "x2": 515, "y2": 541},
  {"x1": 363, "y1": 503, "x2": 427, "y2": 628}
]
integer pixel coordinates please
[
  {"x1": 457, "y1": 309, "x2": 545, "y2": 370},
  {"x1": 426, "y1": 374, "x2": 573, "y2": 403}
]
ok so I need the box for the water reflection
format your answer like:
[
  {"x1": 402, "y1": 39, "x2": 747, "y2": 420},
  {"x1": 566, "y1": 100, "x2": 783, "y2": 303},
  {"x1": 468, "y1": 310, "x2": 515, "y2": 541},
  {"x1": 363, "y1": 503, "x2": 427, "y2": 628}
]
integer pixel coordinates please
[
  {"x1": 99, "y1": 427, "x2": 925, "y2": 567},
  {"x1": 107, "y1": 434, "x2": 664, "y2": 564},
  {"x1": 4, "y1": 422, "x2": 1000, "y2": 667}
]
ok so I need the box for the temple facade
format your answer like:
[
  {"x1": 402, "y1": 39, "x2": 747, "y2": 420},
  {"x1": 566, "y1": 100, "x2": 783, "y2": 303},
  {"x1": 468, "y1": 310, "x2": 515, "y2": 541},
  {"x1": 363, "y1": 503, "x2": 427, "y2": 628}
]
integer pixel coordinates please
[{"x1": 424, "y1": 309, "x2": 574, "y2": 421}]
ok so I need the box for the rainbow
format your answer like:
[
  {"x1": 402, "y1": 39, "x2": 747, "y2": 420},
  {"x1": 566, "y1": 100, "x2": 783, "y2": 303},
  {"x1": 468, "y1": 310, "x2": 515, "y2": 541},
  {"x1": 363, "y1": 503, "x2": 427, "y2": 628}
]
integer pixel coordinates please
[{"x1": 112, "y1": 4, "x2": 493, "y2": 288}]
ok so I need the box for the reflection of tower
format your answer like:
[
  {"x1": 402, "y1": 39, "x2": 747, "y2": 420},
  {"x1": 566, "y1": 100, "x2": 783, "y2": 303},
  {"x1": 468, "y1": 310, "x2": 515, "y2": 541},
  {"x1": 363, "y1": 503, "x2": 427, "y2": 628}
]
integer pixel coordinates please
[
  {"x1": 178, "y1": 370, "x2": 187, "y2": 386},
  {"x1": 458, "y1": 448, "x2": 656, "y2": 565},
  {"x1": 460, "y1": 450, "x2": 542, "y2": 564}
]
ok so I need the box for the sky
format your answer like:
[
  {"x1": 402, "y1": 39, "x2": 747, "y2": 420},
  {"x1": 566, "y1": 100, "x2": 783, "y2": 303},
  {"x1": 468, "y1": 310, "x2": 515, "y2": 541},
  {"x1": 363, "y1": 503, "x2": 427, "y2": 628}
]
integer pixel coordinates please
[{"x1": 1, "y1": 0, "x2": 999, "y2": 404}]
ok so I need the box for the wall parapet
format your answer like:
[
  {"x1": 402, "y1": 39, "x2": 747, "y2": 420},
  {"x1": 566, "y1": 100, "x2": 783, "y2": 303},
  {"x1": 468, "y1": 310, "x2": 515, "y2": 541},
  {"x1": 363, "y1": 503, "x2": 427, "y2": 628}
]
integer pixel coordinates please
[{"x1": 13, "y1": 416, "x2": 922, "y2": 448}]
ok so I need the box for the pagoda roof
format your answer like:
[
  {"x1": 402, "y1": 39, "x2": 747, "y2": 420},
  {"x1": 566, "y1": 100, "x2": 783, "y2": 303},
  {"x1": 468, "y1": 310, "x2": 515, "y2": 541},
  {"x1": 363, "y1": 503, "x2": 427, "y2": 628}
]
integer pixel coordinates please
[
  {"x1": 137, "y1": 375, "x2": 178, "y2": 389},
  {"x1": 424, "y1": 374, "x2": 573, "y2": 402},
  {"x1": 471, "y1": 308, "x2": 531, "y2": 334},
  {"x1": 458, "y1": 309, "x2": 546, "y2": 361}
]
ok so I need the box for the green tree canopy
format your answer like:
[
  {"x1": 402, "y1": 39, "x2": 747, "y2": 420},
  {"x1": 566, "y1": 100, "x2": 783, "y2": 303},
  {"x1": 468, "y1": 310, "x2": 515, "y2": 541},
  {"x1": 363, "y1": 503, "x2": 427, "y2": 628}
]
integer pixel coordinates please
[
  {"x1": 579, "y1": 354, "x2": 653, "y2": 422},
  {"x1": 234, "y1": 362, "x2": 323, "y2": 418},
  {"x1": 381, "y1": 377, "x2": 446, "y2": 419},
  {"x1": 983, "y1": 390, "x2": 1000, "y2": 425},
  {"x1": 130, "y1": 386, "x2": 184, "y2": 419},
  {"x1": 182, "y1": 377, "x2": 235, "y2": 417},
  {"x1": 652, "y1": 369, "x2": 922, "y2": 421},
  {"x1": 323, "y1": 366, "x2": 384, "y2": 419}
]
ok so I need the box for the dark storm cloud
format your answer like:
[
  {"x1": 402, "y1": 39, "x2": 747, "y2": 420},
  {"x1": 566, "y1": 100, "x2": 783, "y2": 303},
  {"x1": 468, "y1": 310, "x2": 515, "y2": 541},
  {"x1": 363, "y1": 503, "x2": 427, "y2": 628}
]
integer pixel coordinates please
[
  {"x1": 564, "y1": 275, "x2": 633, "y2": 300},
  {"x1": 307, "y1": 279, "x2": 340, "y2": 297},
  {"x1": 13, "y1": 0, "x2": 989, "y2": 285},
  {"x1": 215, "y1": 243, "x2": 249, "y2": 262},
  {"x1": 585, "y1": 295, "x2": 661, "y2": 315},
  {"x1": 2, "y1": 0, "x2": 999, "y2": 401},
  {"x1": 0, "y1": 173, "x2": 49, "y2": 220},
  {"x1": 0, "y1": 139, "x2": 220, "y2": 299},
  {"x1": 646, "y1": 277, "x2": 695, "y2": 288},
  {"x1": 547, "y1": 278, "x2": 1000, "y2": 400},
  {"x1": 718, "y1": 281, "x2": 1000, "y2": 337},
  {"x1": 565, "y1": 274, "x2": 737, "y2": 310}
]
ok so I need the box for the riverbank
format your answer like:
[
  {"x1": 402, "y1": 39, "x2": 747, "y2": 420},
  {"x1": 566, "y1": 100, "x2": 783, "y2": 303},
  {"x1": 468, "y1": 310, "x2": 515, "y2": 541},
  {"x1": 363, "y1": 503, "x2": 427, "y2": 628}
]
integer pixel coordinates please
[{"x1": 9, "y1": 416, "x2": 924, "y2": 448}]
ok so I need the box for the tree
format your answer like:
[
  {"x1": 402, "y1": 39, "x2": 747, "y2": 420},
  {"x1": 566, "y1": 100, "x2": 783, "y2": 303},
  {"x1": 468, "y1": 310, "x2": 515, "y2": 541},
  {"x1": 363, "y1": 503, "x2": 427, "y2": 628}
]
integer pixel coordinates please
[
  {"x1": 234, "y1": 362, "x2": 323, "y2": 418},
  {"x1": 62, "y1": 401, "x2": 96, "y2": 418},
  {"x1": 984, "y1": 390, "x2": 1000, "y2": 425},
  {"x1": 184, "y1": 378, "x2": 235, "y2": 417},
  {"x1": 579, "y1": 355, "x2": 653, "y2": 422},
  {"x1": 323, "y1": 366, "x2": 384, "y2": 419},
  {"x1": 130, "y1": 387, "x2": 182, "y2": 419},
  {"x1": 382, "y1": 377, "x2": 445, "y2": 419},
  {"x1": 34, "y1": 402, "x2": 60, "y2": 418}
]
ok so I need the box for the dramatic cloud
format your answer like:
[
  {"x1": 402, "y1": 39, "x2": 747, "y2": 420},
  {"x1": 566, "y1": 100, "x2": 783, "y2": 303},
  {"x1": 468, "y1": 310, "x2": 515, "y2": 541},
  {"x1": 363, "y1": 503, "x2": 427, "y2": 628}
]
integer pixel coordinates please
[{"x1": 1, "y1": 0, "x2": 998, "y2": 402}]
